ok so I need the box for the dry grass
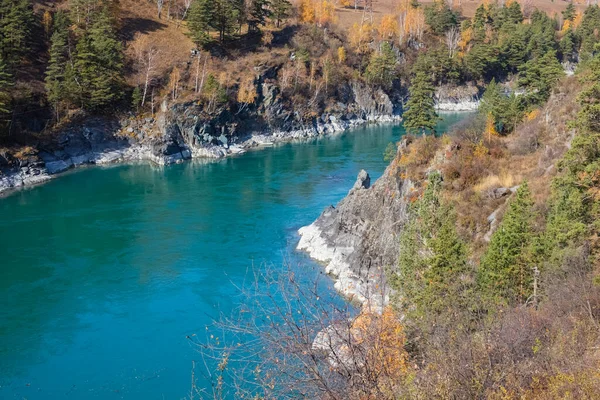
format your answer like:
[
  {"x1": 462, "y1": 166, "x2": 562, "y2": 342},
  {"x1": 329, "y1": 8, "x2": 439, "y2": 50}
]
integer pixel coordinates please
[
  {"x1": 291, "y1": 0, "x2": 589, "y2": 30},
  {"x1": 473, "y1": 170, "x2": 521, "y2": 193}
]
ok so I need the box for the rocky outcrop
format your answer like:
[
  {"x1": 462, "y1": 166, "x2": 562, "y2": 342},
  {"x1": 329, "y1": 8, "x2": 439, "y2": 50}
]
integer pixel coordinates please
[
  {"x1": 297, "y1": 148, "x2": 414, "y2": 311},
  {"x1": 0, "y1": 70, "x2": 402, "y2": 195},
  {"x1": 435, "y1": 84, "x2": 480, "y2": 111}
]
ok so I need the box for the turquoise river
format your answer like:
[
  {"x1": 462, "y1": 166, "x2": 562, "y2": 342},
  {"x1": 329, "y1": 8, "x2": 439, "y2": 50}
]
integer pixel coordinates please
[{"x1": 0, "y1": 115, "x2": 463, "y2": 399}]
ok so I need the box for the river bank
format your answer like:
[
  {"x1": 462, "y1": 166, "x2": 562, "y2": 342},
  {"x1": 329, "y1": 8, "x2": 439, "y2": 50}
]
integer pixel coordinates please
[{"x1": 0, "y1": 113, "x2": 402, "y2": 196}]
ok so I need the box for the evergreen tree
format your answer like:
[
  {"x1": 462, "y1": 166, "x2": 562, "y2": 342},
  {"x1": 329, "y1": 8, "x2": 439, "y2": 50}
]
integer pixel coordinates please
[
  {"x1": 562, "y1": 2, "x2": 576, "y2": 22},
  {"x1": 247, "y1": 0, "x2": 271, "y2": 33},
  {"x1": 478, "y1": 182, "x2": 535, "y2": 304},
  {"x1": 0, "y1": 0, "x2": 34, "y2": 68},
  {"x1": 131, "y1": 86, "x2": 142, "y2": 112},
  {"x1": 364, "y1": 41, "x2": 397, "y2": 89},
  {"x1": 187, "y1": 0, "x2": 213, "y2": 47},
  {"x1": 403, "y1": 71, "x2": 438, "y2": 135},
  {"x1": 464, "y1": 43, "x2": 500, "y2": 82},
  {"x1": 86, "y1": 6, "x2": 123, "y2": 108},
  {"x1": 45, "y1": 21, "x2": 72, "y2": 119},
  {"x1": 577, "y1": 5, "x2": 600, "y2": 60},
  {"x1": 424, "y1": 0, "x2": 458, "y2": 36},
  {"x1": 213, "y1": 0, "x2": 239, "y2": 42},
  {"x1": 0, "y1": 54, "x2": 12, "y2": 114},
  {"x1": 270, "y1": 0, "x2": 291, "y2": 28},
  {"x1": 518, "y1": 50, "x2": 564, "y2": 105},
  {"x1": 479, "y1": 79, "x2": 522, "y2": 134},
  {"x1": 389, "y1": 172, "x2": 470, "y2": 320},
  {"x1": 559, "y1": 28, "x2": 578, "y2": 63}
]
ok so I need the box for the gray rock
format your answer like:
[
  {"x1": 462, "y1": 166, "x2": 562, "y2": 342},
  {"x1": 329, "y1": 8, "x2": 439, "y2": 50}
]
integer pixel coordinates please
[
  {"x1": 46, "y1": 159, "x2": 73, "y2": 175},
  {"x1": 352, "y1": 170, "x2": 371, "y2": 191},
  {"x1": 491, "y1": 187, "x2": 511, "y2": 199}
]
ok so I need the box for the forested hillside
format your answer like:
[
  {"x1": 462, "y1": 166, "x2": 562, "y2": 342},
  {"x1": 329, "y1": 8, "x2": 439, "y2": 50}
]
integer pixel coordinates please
[{"x1": 0, "y1": 0, "x2": 596, "y2": 141}]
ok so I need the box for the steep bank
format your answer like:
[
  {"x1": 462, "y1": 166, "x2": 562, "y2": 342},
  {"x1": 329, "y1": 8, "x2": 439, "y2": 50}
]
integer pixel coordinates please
[
  {"x1": 0, "y1": 77, "x2": 401, "y2": 195},
  {"x1": 297, "y1": 143, "x2": 413, "y2": 310},
  {"x1": 297, "y1": 75, "x2": 580, "y2": 310}
]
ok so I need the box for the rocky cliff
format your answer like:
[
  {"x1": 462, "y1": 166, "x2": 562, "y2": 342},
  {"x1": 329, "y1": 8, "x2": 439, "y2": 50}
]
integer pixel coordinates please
[
  {"x1": 297, "y1": 143, "x2": 414, "y2": 311},
  {"x1": 0, "y1": 72, "x2": 401, "y2": 194}
]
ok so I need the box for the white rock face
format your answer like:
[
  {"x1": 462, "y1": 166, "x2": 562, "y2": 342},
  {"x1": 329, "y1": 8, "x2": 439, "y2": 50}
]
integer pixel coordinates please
[{"x1": 297, "y1": 160, "x2": 413, "y2": 311}]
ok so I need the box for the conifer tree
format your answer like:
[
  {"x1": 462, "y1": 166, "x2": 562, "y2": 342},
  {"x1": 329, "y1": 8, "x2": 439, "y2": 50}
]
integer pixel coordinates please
[
  {"x1": 0, "y1": 54, "x2": 12, "y2": 114},
  {"x1": 364, "y1": 41, "x2": 397, "y2": 89},
  {"x1": 0, "y1": 0, "x2": 34, "y2": 68},
  {"x1": 247, "y1": 0, "x2": 271, "y2": 33},
  {"x1": 270, "y1": 0, "x2": 291, "y2": 28},
  {"x1": 403, "y1": 71, "x2": 438, "y2": 135},
  {"x1": 562, "y1": 2, "x2": 576, "y2": 22},
  {"x1": 390, "y1": 172, "x2": 470, "y2": 321},
  {"x1": 478, "y1": 182, "x2": 535, "y2": 304},
  {"x1": 187, "y1": 0, "x2": 213, "y2": 47},
  {"x1": 46, "y1": 22, "x2": 71, "y2": 120},
  {"x1": 213, "y1": 0, "x2": 239, "y2": 42},
  {"x1": 577, "y1": 5, "x2": 600, "y2": 59},
  {"x1": 86, "y1": 6, "x2": 123, "y2": 108},
  {"x1": 518, "y1": 50, "x2": 563, "y2": 105}
]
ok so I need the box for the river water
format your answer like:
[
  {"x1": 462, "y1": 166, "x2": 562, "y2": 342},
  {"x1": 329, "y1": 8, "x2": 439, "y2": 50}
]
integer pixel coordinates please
[{"x1": 0, "y1": 115, "x2": 464, "y2": 399}]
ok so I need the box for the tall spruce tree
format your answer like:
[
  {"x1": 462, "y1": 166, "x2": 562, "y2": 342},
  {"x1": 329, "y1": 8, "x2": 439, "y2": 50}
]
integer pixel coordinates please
[
  {"x1": 46, "y1": 13, "x2": 73, "y2": 120},
  {"x1": 270, "y1": 0, "x2": 291, "y2": 27},
  {"x1": 247, "y1": 0, "x2": 271, "y2": 33},
  {"x1": 187, "y1": 0, "x2": 213, "y2": 47},
  {"x1": 403, "y1": 71, "x2": 438, "y2": 135},
  {"x1": 0, "y1": 0, "x2": 34, "y2": 68},
  {"x1": 213, "y1": 0, "x2": 239, "y2": 42},
  {"x1": 518, "y1": 50, "x2": 564, "y2": 106},
  {"x1": 0, "y1": 54, "x2": 12, "y2": 114},
  {"x1": 478, "y1": 182, "x2": 535, "y2": 304},
  {"x1": 364, "y1": 41, "x2": 397, "y2": 89},
  {"x1": 86, "y1": 6, "x2": 123, "y2": 108},
  {"x1": 389, "y1": 172, "x2": 470, "y2": 321}
]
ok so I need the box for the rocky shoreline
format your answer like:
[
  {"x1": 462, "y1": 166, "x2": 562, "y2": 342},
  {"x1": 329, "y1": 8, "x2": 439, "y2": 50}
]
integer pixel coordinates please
[{"x1": 0, "y1": 113, "x2": 401, "y2": 196}]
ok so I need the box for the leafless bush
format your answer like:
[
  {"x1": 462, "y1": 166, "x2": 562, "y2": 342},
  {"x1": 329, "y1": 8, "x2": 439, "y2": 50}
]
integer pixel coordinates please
[{"x1": 187, "y1": 262, "x2": 406, "y2": 400}]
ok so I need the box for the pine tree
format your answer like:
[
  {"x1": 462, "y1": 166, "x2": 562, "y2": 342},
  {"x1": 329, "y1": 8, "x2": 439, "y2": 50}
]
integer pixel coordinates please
[
  {"x1": 86, "y1": 6, "x2": 123, "y2": 108},
  {"x1": 213, "y1": 0, "x2": 239, "y2": 42},
  {"x1": 187, "y1": 0, "x2": 213, "y2": 47},
  {"x1": 364, "y1": 41, "x2": 397, "y2": 89},
  {"x1": 577, "y1": 5, "x2": 600, "y2": 60},
  {"x1": 518, "y1": 50, "x2": 564, "y2": 106},
  {"x1": 46, "y1": 23, "x2": 71, "y2": 120},
  {"x1": 562, "y1": 2, "x2": 576, "y2": 22},
  {"x1": 270, "y1": 0, "x2": 291, "y2": 28},
  {"x1": 403, "y1": 71, "x2": 438, "y2": 135},
  {"x1": 247, "y1": 0, "x2": 271, "y2": 33},
  {"x1": 478, "y1": 182, "x2": 535, "y2": 304},
  {"x1": 389, "y1": 172, "x2": 470, "y2": 321},
  {"x1": 479, "y1": 79, "x2": 522, "y2": 134},
  {"x1": 0, "y1": 0, "x2": 34, "y2": 68},
  {"x1": 0, "y1": 54, "x2": 12, "y2": 114},
  {"x1": 131, "y1": 86, "x2": 142, "y2": 112}
]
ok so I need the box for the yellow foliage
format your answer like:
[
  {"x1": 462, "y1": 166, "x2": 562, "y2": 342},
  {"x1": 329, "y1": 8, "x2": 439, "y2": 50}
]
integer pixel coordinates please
[
  {"x1": 337, "y1": 46, "x2": 346, "y2": 64},
  {"x1": 300, "y1": 0, "x2": 336, "y2": 25},
  {"x1": 339, "y1": 0, "x2": 352, "y2": 7},
  {"x1": 378, "y1": 14, "x2": 399, "y2": 40},
  {"x1": 486, "y1": 112, "x2": 499, "y2": 141},
  {"x1": 473, "y1": 140, "x2": 489, "y2": 159},
  {"x1": 351, "y1": 307, "x2": 409, "y2": 380},
  {"x1": 349, "y1": 22, "x2": 374, "y2": 54},
  {"x1": 458, "y1": 27, "x2": 473, "y2": 56},
  {"x1": 237, "y1": 78, "x2": 257, "y2": 104},
  {"x1": 526, "y1": 109, "x2": 540, "y2": 121},
  {"x1": 561, "y1": 19, "x2": 572, "y2": 34},
  {"x1": 42, "y1": 11, "x2": 52, "y2": 37}
]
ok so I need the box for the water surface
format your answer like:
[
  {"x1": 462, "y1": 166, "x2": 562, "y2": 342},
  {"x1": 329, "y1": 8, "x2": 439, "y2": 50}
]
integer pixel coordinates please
[{"x1": 0, "y1": 115, "x2": 464, "y2": 399}]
